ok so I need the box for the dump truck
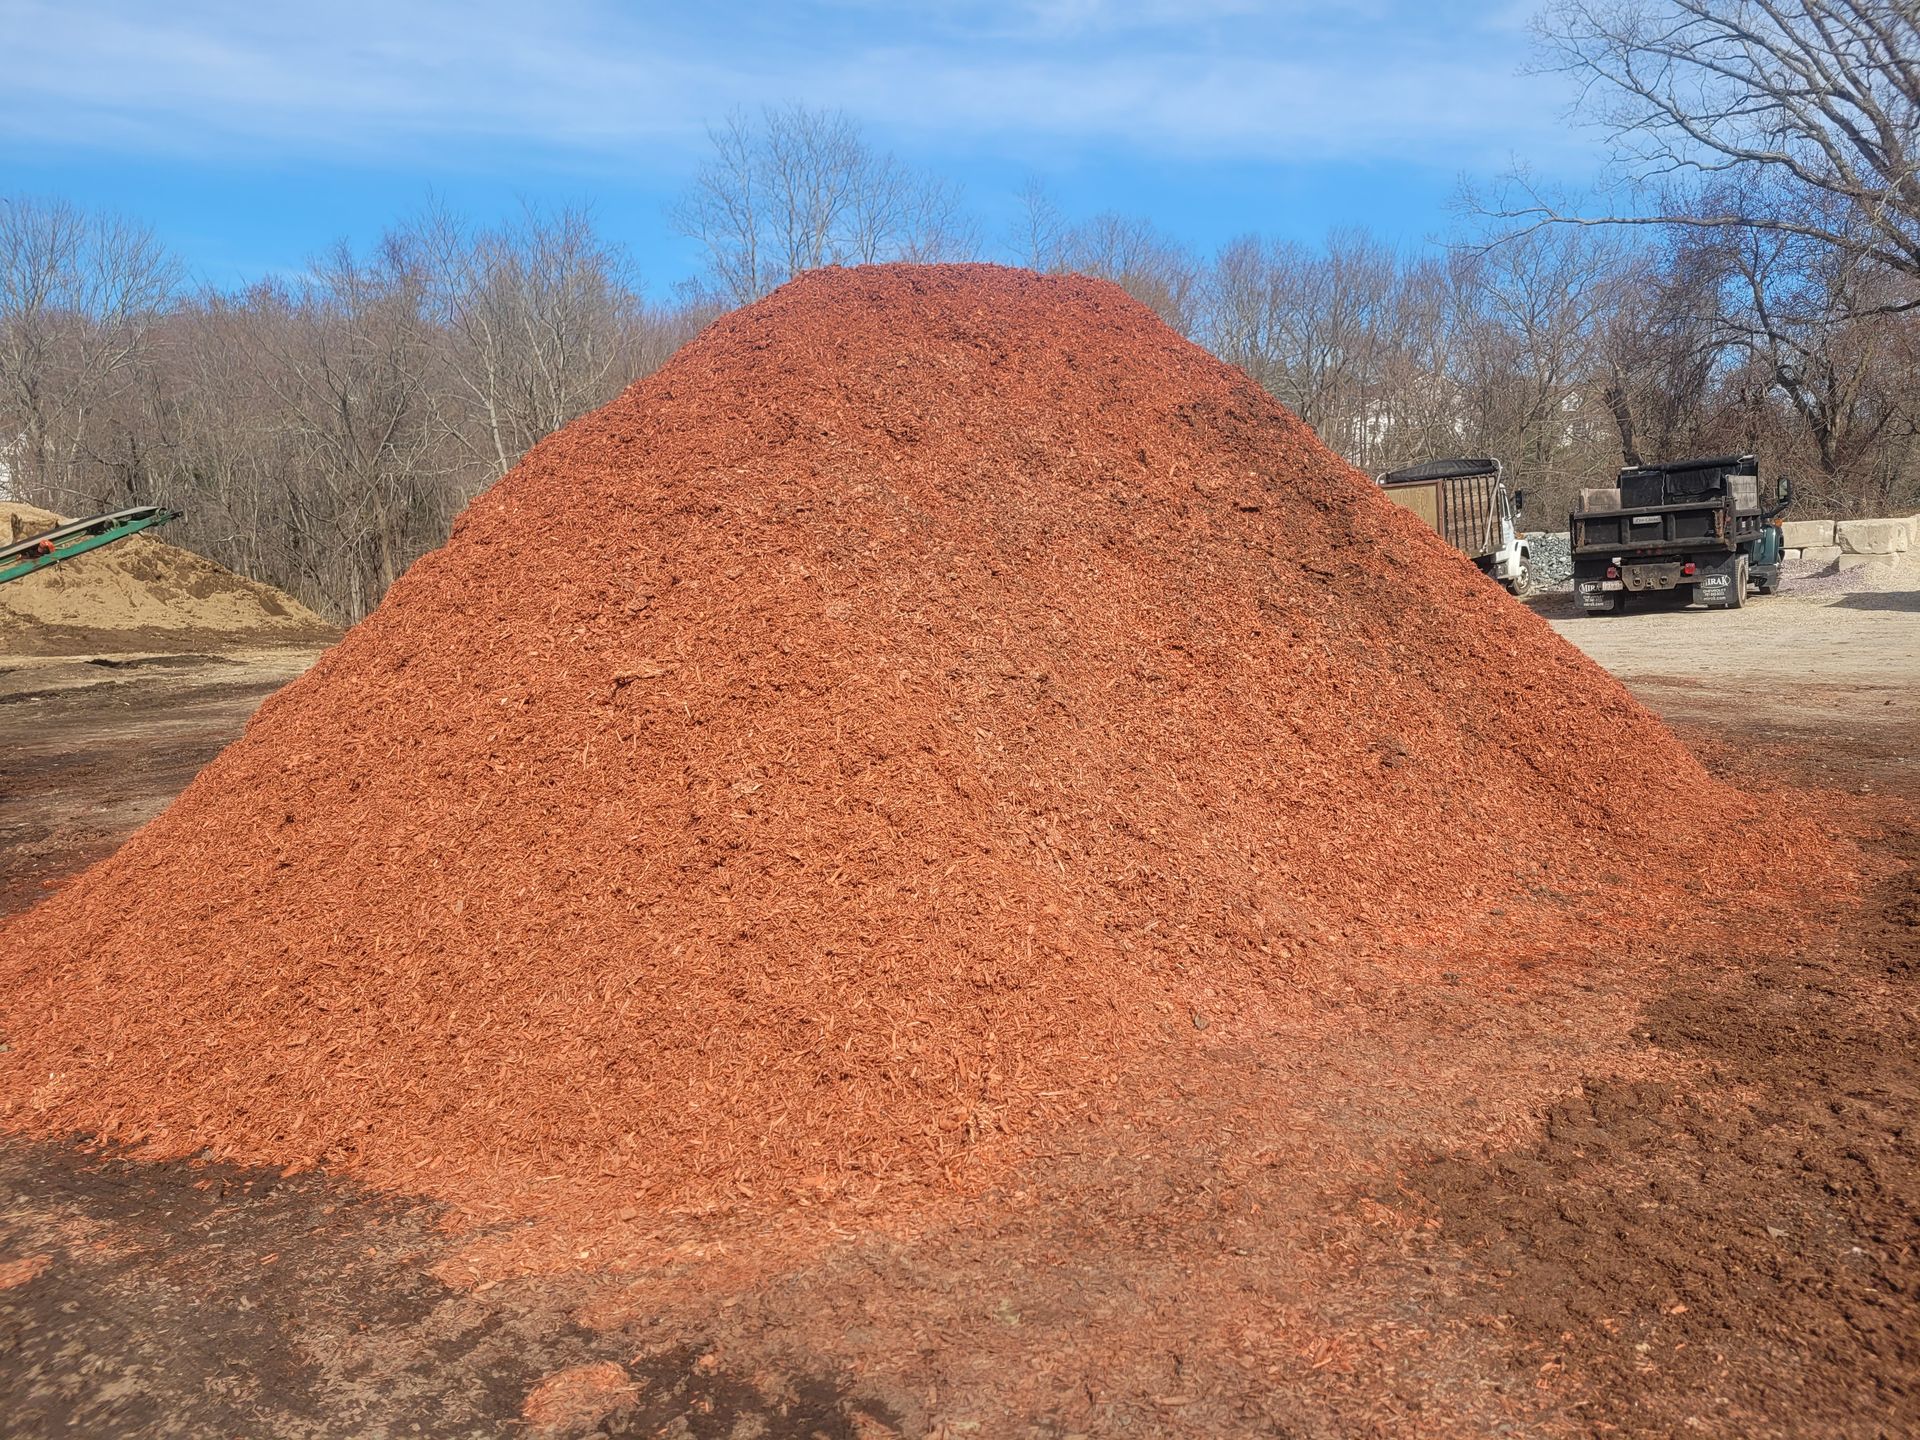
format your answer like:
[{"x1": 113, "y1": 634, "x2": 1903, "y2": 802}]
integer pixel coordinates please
[
  {"x1": 1570, "y1": 454, "x2": 1790, "y2": 616},
  {"x1": 1378, "y1": 457, "x2": 1533, "y2": 594}
]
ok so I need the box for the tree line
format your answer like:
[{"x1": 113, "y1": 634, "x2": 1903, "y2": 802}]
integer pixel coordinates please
[
  {"x1": 0, "y1": 201, "x2": 703, "y2": 620},
  {"x1": 3, "y1": 2, "x2": 1915, "y2": 622}
]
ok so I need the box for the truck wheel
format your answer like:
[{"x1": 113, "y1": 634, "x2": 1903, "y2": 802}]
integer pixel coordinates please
[
  {"x1": 1505, "y1": 556, "x2": 1533, "y2": 597},
  {"x1": 1728, "y1": 556, "x2": 1749, "y2": 609}
]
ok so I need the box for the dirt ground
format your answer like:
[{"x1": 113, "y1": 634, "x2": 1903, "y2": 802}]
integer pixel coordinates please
[
  {"x1": 0, "y1": 649, "x2": 319, "y2": 915},
  {"x1": 1542, "y1": 585, "x2": 1920, "y2": 767},
  {"x1": 2, "y1": 584, "x2": 1915, "y2": 1438}
]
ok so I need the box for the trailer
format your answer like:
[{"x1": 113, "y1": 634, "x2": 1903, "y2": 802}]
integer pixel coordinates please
[
  {"x1": 0, "y1": 506, "x2": 181, "y2": 586},
  {"x1": 1570, "y1": 455, "x2": 1789, "y2": 615},
  {"x1": 1378, "y1": 457, "x2": 1533, "y2": 595}
]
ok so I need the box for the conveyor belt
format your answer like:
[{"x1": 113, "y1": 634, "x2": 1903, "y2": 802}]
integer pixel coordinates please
[{"x1": 0, "y1": 505, "x2": 181, "y2": 585}]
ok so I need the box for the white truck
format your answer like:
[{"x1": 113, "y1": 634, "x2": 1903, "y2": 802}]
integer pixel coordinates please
[{"x1": 1378, "y1": 457, "x2": 1532, "y2": 595}]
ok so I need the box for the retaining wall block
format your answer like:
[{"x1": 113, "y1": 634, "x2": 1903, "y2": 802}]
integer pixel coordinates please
[
  {"x1": 1780, "y1": 519, "x2": 1837, "y2": 548},
  {"x1": 1835, "y1": 517, "x2": 1912, "y2": 554}
]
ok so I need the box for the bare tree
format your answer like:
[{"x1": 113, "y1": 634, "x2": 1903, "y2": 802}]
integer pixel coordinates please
[
  {"x1": 0, "y1": 196, "x2": 710, "y2": 622},
  {"x1": 846, "y1": 156, "x2": 979, "y2": 264},
  {"x1": 1009, "y1": 177, "x2": 1068, "y2": 271},
  {"x1": 0, "y1": 196, "x2": 179, "y2": 507},
  {"x1": 896, "y1": 175, "x2": 981, "y2": 263},
  {"x1": 1591, "y1": 241, "x2": 1725, "y2": 466},
  {"x1": 122, "y1": 218, "x2": 704, "y2": 624},
  {"x1": 1203, "y1": 234, "x2": 1287, "y2": 388},
  {"x1": 1369, "y1": 255, "x2": 1473, "y2": 467},
  {"x1": 1059, "y1": 212, "x2": 1200, "y2": 332},
  {"x1": 1199, "y1": 230, "x2": 1400, "y2": 455},
  {"x1": 1712, "y1": 207, "x2": 1920, "y2": 505},
  {"x1": 674, "y1": 113, "x2": 769, "y2": 306},
  {"x1": 419, "y1": 204, "x2": 647, "y2": 483},
  {"x1": 1451, "y1": 227, "x2": 1633, "y2": 515},
  {"x1": 1516, "y1": 1, "x2": 1920, "y2": 290},
  {"x1": 244, "y1": 234, "x2": 447, "y2": 615},
  {"x1": 673, "y1": 105, "x2": 977, "y2": 305},
  {"x1": 760, "y1": 104, "x2": 867, "y2": 281},
  {"x1": 1202, "y1": 221, "x2": 1662, "y2": 511}
]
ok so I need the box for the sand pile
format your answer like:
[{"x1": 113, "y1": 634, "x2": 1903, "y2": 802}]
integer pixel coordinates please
[
  {"x1": 0, "y1": 266, "x2": 1796, "y2": 1219},
  {"x1": 0, "y1": 502, "x2": 332, "y2": 655}
]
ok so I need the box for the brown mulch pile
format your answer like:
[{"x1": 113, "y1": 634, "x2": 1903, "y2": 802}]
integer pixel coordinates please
[
  {"x1": 0, "y1": 264, "x2": 1837, "y2": 1229},
  {"x1": 0, "y1": 502, "x2": 334, "y2": 655}
]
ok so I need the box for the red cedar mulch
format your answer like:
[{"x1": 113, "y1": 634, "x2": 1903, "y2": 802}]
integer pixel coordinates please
[{"x1": 0, "y1": 264, "x2": 1844, "y2": 1237}]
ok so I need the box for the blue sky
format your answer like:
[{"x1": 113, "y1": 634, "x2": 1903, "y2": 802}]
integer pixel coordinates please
[{"x1": 1, "y1": 0, "x2": 1602, "y2": 292}]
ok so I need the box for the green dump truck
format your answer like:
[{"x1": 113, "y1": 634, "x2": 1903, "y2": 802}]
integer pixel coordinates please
[
  {"x1": 1377, "y1": 457, "x2": 1533, "y2": 595},
  {"x1": 1571, "y1": 454, "x2": 1790, "y2": 615}
]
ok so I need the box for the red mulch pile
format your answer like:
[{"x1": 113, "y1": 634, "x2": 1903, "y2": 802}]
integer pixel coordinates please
[{"x1": 0, "y1": 265, "x2": 1809, "y2": 1223}]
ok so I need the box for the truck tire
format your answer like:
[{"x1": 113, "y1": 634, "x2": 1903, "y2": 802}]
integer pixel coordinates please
[
  {"x1": 1728, "y1": 555, "x2": 1749, "y2": 609},
  {"x1": 1505, "y1": 555, "x2": 1533, "y2": 597}
]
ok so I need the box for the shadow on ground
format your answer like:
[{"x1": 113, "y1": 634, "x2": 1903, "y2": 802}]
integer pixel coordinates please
[
  {"x1": 1828, "y1": 589, "x2": 1920, "y2": 613},
  {"x1": 0, "y1": 1143, "x2": 890, "y2": 1438},
  {"x1": 1390, "y1": 770, "x2": 1920, "y2": 1437}
]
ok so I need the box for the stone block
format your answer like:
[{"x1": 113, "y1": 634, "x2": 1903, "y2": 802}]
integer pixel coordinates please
[
  {"x1": 1837, "y1": 551, "x2": 1893, "y2": 572},
  {"x1": 1780, "y1": 518, "x2": 1836, "y2": 548},
  {"x1": 1835, "y1": 516, "x2": 1912, "y2": 554},
  {"x1": 1784, "y1": 548, "x2": 1801, "y2": 560},
  {"x1": 1798, "y1": 545, "x2": 1842, "y2": 569}
]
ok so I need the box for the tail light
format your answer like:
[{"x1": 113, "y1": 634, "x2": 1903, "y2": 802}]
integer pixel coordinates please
[
  {"x1": 1605, "y1": 566, "x2": 1619, "y2": 579},
  {"x1": 1682, "y1": 562, "x2": 1696, "y2": 576}
]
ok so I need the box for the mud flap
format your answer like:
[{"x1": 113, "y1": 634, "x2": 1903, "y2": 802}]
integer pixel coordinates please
[
  {"x1": 1697, "y1": 557, "x2": 1740, "y2": 608},
  {"x1": 1575, "y1": 579, "x2": 1620, "y2": 612}
]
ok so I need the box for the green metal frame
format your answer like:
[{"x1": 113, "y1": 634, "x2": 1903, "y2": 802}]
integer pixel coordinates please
[{"x1": 0, "y1": 507, "x2": 181, "y2": 586}]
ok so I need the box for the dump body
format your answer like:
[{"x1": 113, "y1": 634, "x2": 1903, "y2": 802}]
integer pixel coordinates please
[
  {"x1": 1379, "y1": 457, "x2": 1531, "y2": 593},
  {"x1": 1570, "y1": 455, "x2": 1786, "y2": 614}
]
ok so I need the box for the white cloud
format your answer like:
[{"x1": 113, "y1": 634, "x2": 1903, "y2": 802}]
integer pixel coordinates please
[
  {"x1": 830, "y1": 48, "x2": 1572, "y2": 169},
  {"x1": 0, "y1": 0, "x2": 1586, "y2": 175},
  {"x1": 866, "y1": 0, "x2": 1287, "y2": 40}
]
